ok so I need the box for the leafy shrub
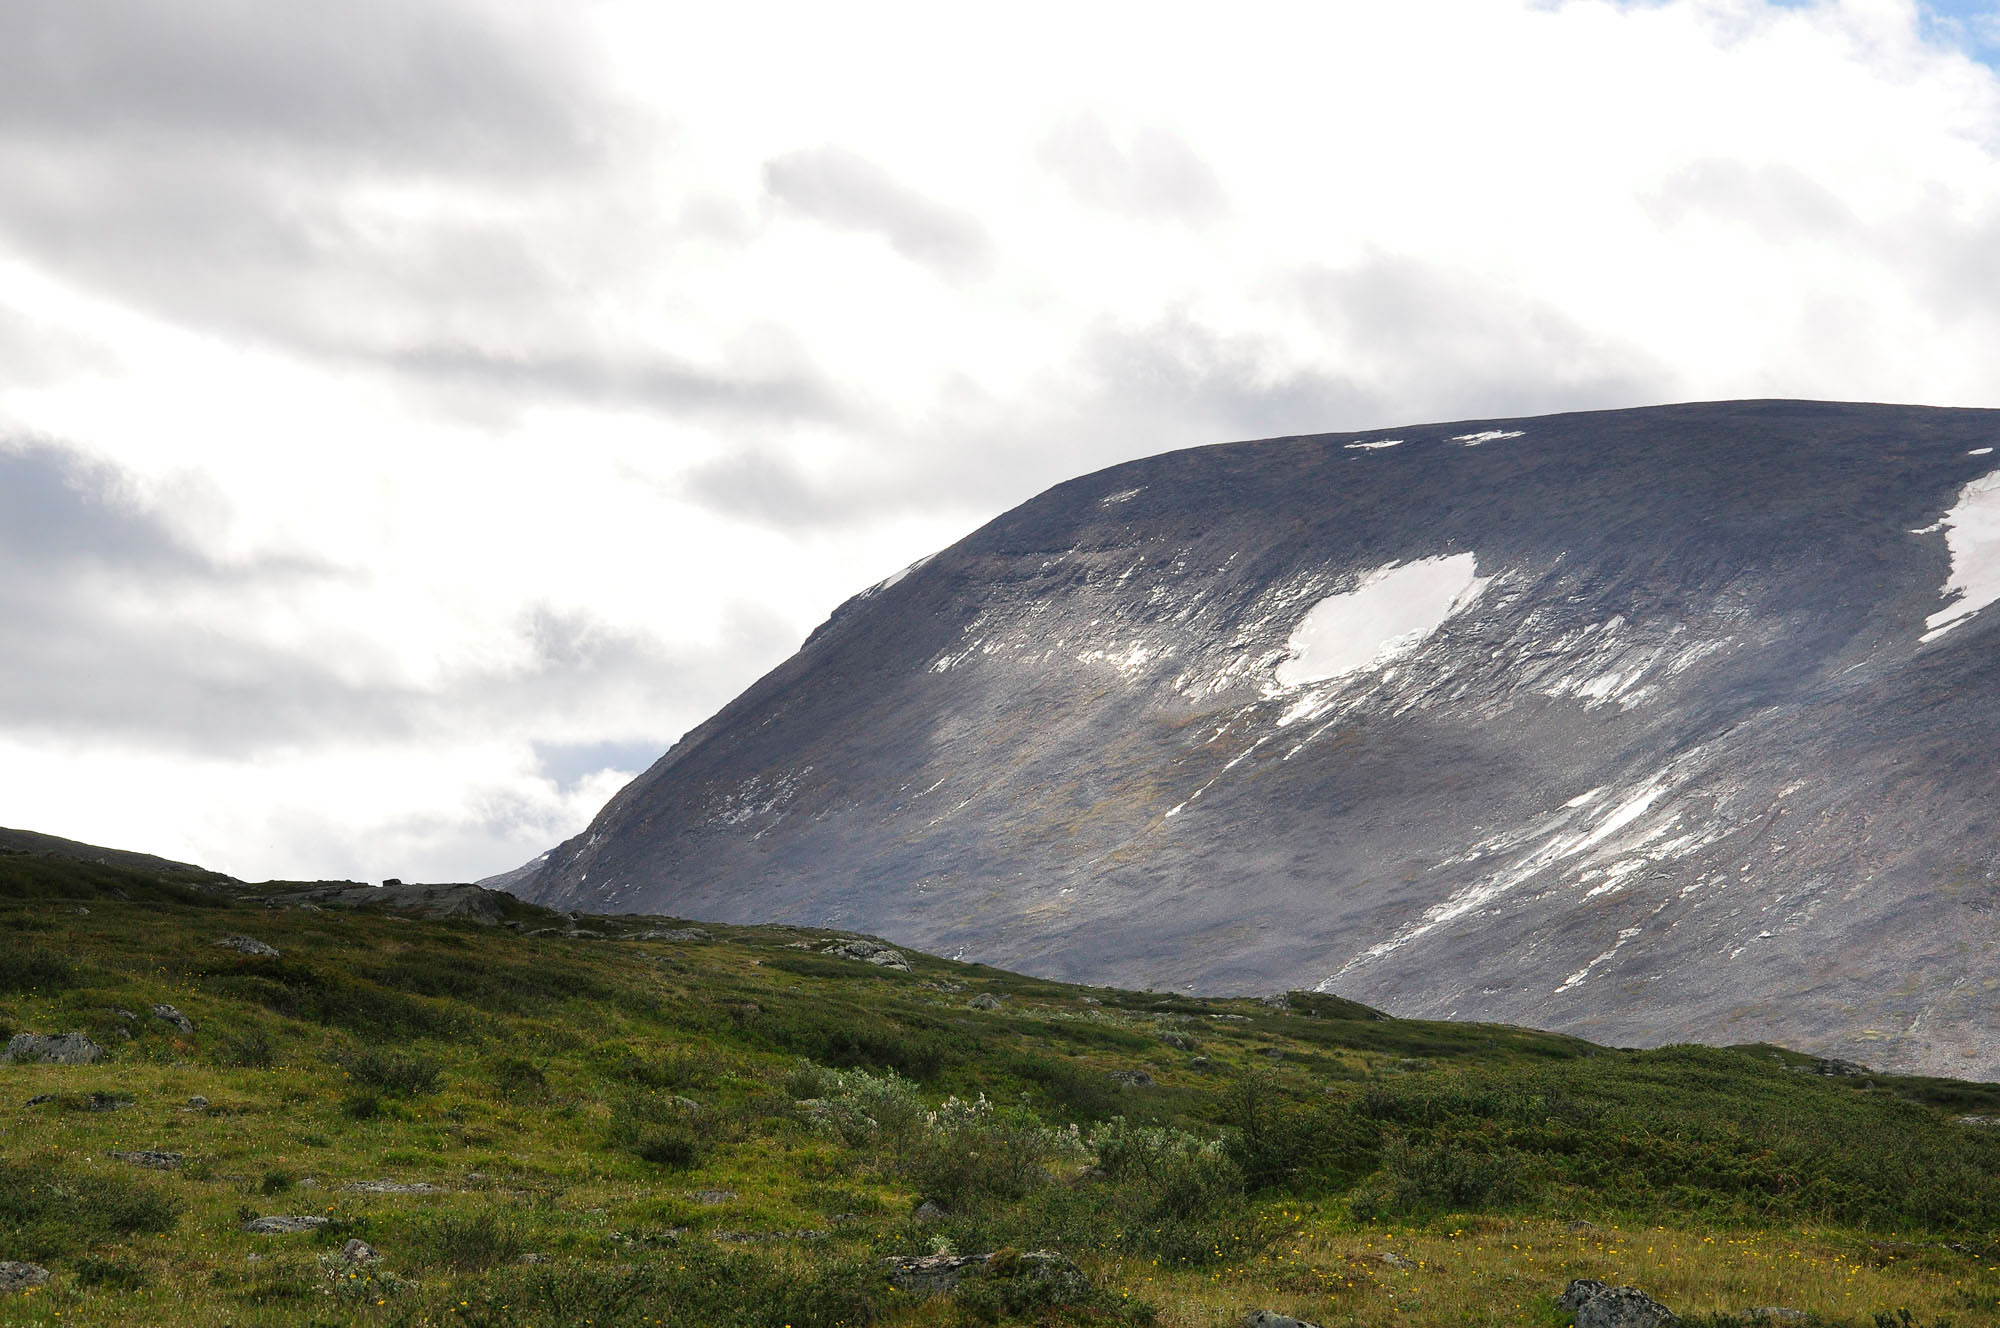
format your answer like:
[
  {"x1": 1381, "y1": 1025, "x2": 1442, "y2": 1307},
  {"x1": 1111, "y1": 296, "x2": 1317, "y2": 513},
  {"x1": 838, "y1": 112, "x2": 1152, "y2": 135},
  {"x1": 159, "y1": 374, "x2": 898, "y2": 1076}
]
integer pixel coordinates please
[
  {"x1": 219, "y1": 1029, "x2": 276, "y2": 1068},
  {"x1": 462, "y1": 1247, "x2": 884, "y2": 1328},
  {"x1": 1347, "y1": 1134, "x2": 1533, "y2": 1219},
  {"x1": 953, "y1": 1248, "x2": 1149, "y2": 1326},
  {"x1": 73, "y1": 1254, "x2": 149, "y2": 1289},
  {"x1": 0, "y1": 939, "x2": 76, "y2": 993},
  {"x1": 605, "y1": 1091, "x2": 706, "y2": 1169},
  {"x1": 0, "y1": 1157, "x2": 180, "y2": 1259},
  {"x1": 487, "y1": 1054, "x2": 547, "y2": 1097},
  {"x1": 1005, "y1": 1052, "x2": 1126, "y2": 1122},
  {"x1": 408, "y1": 1210, "x2": 525, "y2": 1271},
  {"x1": 903, "y1": 1094, "x2": 1085, "y2": 1210},
  {"x1": 746, "y1": 1001, "x2": 957, "y2": 1079},
  {"x1": 337, "y1": 1048, "x2": 443, "y2": 1096},
  {"x1": 1221, "y1": 1071, "x2": 1380, "y2": 1193},
  {"x1": 260, "y1": 1168, "x2": 295, "y2": 1195},
  {"x1": 1091, "y1": 1118, "x2": 1244, "y2": 1223},
  {"x1": 589, "y1": 1039, "x2": 714, "y2": 1090}
]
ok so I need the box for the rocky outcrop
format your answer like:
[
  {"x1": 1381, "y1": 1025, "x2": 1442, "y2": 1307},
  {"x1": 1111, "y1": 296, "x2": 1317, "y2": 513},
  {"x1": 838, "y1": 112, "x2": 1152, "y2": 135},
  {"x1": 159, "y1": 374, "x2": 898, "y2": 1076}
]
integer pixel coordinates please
[
  {"x1": 151, "y1": 1003, "x2": 195, "y2": 1033},
  {"x1": 109, "y1": 1150, "x2": 181, "y2": 1170},
  {"x1": 1558, "y1": 1279, "x2": 1677, "y2": 1328},
  {"x1": 213, "y1": 934, "x2": 279, "y2": 957},
  {"x1": 2, "y1": 1032, "x2": 104, "y2": 1065},
  {"x1": 0, "y1": 1263, "x2": 50, "y2": 1294},
  {"x1": 821, "y1": 939, "x2": 910, "y2": 970},
  {"x1": 504, "y1": 402, "x2": 2000, "y2": 1079},
  {"x1": 243, "y1": 1215, "x2": 329, "y2": 1234}
]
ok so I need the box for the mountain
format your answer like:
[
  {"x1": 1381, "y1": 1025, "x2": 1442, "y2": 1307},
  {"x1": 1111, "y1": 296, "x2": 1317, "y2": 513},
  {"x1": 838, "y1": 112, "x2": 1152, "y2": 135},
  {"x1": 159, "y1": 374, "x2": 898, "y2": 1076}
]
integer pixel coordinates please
[{"x1": 502, "y1": 400, "x2": 2000, "y2": 1079}]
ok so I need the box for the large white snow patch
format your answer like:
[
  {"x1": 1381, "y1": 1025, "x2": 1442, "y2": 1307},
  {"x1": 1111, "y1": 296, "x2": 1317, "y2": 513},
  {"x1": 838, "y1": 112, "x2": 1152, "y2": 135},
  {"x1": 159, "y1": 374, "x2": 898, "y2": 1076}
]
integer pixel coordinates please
[
  {"x1": 1274, "y1": 553, "x2": 1489, "y2": 688},
  {"x1": 1921, "y1": 469, "x2": 2000, "y2": 644}
]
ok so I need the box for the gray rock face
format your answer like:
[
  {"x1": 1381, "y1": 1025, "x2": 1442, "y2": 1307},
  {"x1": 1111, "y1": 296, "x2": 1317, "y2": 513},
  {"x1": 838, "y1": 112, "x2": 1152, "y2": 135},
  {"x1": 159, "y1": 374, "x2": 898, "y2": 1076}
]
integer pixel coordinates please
[
  {"x1": 967, "y1": 993, "x2": 1002, "y2": 1010},
  {"x1": 821, "y1": 939, "x2": 911, "y2": 970},
  {"x1": 2, "y1": 1032, "x2": 103, "y2": 1065},
  {"x1": 109, "y1": 1149, "x2": 181, "y2": 1170},
  {"x1": 1559, "y1": 1279, "x2": 1677, "y2": 1328},
  {"x1": 213, "y1": 934, "x2": 279, "y2": 957},
  {"x1": 0, "y1": 1262, "x2": 50, "y2": 1293},
  {"x1": 1242, "y1": 1313, "x2": 1322, "y2": 1328},
  {"x1": 151, "y1": 1003, "x2": 195, "y2": 1034},
  {"x1": 884, "y1": 1252, "x2": 988, "y2": 1296},
  {"x1": 505, "y1": 402, "x2": 2000, "y2": 1077},
  {"x1": 243, "y1": 1215, "x2": 329, "y2": 1233}
]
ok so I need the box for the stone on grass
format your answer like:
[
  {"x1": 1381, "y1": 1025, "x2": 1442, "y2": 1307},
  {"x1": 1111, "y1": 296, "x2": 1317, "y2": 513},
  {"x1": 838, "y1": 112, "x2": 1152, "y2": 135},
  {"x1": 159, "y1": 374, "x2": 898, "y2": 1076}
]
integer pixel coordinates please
[
  {"x1": 1243, "y1": 1313, "x2": 1322, "y2": 1328},
  {"x1": 344, "y1": 1180, "x2": 446, "y2": 1194},
  {"x1": 882, "y1": 1252, "x2": 988, "y2": 1296},
  {"x1": 151, "y1": 1003, "x2": 195, "y2": 1034},
  {"x1": 187, "y1": 1095, "x2": 210, "y2": 1110},
  {"x1": 1558, "y1": 1278, "x2": 1677, "y2": 1328},
  {"x1": 244, "y1": 1215, "x2": 330, "y2": 1234},
  {"x1": 631, "y1": 927, "x2": 710, "y2": 942},
  {"x1": 339, "y1": 1239, "x2": 380, "y2": 1264},
  {"x1": 694, "y1": 1189, "x2": 737, "y2": 1205},
  {"x1": 967, "y1": 993, "x2": 1003, "y2": 1010},
  {"x1": 86, "y1": 1093, "x2": 133, "y2": 1112},
  {"x1": 821, "y1": 939, "x2": 911, "y2": 970},
  {"x1": 2, "y1": 1032, "x2": 104, "y2": 1065},
  {"x1": 0, "y1": 1263, "x2": 51, "y2": 1293},
  {"x1": 914, "y1": 1199, "x2": 948, "y2": 1223},
  {"x1": 1107, "y1": 1069, "x2": 1153, "y2": 1087},
  {"x1": 213, "y1": 934, "x2": 280, "y2": 958},
  {"x1": 109, "y1": 1150, "x2": 182, "y2": 1170}
]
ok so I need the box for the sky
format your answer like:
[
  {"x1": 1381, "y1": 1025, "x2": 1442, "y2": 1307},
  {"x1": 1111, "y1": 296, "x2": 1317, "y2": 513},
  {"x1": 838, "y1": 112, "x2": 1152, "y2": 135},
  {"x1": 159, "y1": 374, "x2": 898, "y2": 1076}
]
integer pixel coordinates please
[{"x1": 3, "y1": 0, "x2": 2000, "y2": 884}]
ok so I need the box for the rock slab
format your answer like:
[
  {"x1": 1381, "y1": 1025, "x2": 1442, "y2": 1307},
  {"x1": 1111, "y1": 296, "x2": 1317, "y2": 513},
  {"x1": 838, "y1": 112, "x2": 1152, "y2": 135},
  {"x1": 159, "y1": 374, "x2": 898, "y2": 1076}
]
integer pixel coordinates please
[
  {"x1": 0, "y1": 1263, "x2": 50, "y2": 1293},
  {"x1": 1559, "y1": 1278, "x2": 1677, "y2": 1328},
  {"x1": 2, "y1": 1032, "x2": 103, "y2": 1065}
]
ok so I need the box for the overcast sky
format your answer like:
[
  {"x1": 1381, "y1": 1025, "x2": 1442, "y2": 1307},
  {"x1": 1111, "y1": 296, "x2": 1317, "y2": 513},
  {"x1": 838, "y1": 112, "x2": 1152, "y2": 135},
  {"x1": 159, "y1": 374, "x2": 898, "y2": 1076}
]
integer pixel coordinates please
[{"x1": 4, "y1": 0, "x2": 1999, "y2": 883}]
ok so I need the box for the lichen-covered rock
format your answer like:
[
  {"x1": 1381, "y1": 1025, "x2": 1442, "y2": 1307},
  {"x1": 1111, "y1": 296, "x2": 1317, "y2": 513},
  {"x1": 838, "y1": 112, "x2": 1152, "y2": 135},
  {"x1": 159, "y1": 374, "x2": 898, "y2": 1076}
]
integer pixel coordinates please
[
  {"x1": 1242, "y1": 1312, "x2": 1322, "y2": 1328},
  {"x1": 0, "y1": 1262, "x2": 51, "y2": 1293},
  {"x1": 967, "y1": 993, "x2": 1002, "y2": 1010},
  {"x1": 243, "y1": 1215, "x2": 330, "y2": 1234},
  {"x1": 1558, "y1": 1278, "x2": 1677, "y2": 1328},
  {"x1": 214, "y1": 934, "x2": 280, "y2": 957},
  {"x1": 631, "y1": 927, "x2": 710, "y2": 942},
  {"x1": 151, "y1": 1003, "x2": 195, "y2": 1034},
  {"x1": 339, "y1": 1239, "x2": 380, "y2": 1264},
  {"x1": 1107, "y1": 1069, "x2": 1154, "y2": 1087},
  {"x1": 883, "y1": 1252, "x2": 988, "y2": 1296},
  {"x1": 821, "y1": 939, "x2": 911, "y2": 970},
  {"x1": 109, "y1": 1150, "x2": 182, "y2": 1170},
  {"x1": 2, "y1": 1032, "x2": 104, "y2": 1065}
]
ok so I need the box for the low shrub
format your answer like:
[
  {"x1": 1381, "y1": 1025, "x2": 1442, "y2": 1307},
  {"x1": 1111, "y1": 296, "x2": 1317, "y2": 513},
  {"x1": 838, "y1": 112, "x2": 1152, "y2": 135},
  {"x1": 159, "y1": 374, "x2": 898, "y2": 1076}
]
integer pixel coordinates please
[
  {"x1": 0, "y1": 939, "x2": 76, "y2": 993},
  {"x1": 407, "y1": 1210, "x2": 526, "y2": 1271},
  {"x1": 337, "y1": 1048, "x2": 443, "y2": 1096},
  {"x1": 0, "y1": 1156, "x2": 180, "y2": 1259}
]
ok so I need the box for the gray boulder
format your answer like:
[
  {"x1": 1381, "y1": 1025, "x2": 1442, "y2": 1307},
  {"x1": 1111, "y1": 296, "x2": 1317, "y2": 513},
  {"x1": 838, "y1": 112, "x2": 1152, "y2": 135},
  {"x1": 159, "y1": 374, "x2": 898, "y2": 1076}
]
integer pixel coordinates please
[
  {"x1": 631, "y1": 927, "x2": 710, "y2": 942},
  {"x1": 344, "y1": 1180, "x2": 446, "y2": 1194},
  {"x1": 243, "y1": 1215, "x2": 330, "y2": 1234},
  {"x1": 0, "y1": 1263, "x2": 50, "y2": 1293},
  {"x1": 151, "y1": 1003, "x2": 195, "y2": 1034},
  {"x1": 821, "y1": 939, "x2": 911, "y2": 970},
  {"x1": 967, "y1": 993, "x2": 1003, "y2": 1010},
  {"x1": 883, "y1": 1252, "x2": 987, "y2": 1296},
  {"x1": 1107, "y1": 1069, "x2": 1154, "y2": 1087},
  {"x1": 1243, "y1": 1313, "x2": 1322, "y2": 1328},
  {"x1": 2, "y1": 1031, "x2": 104, "y2": 1065},
  {"x1": 109, "y1": 1150, "x2": 182, "y2": 1170},
  {"x1": 214, "y1": 934, "x2": 280, "y2": 957},
  {"x1": 1558, "y1": 1279, "x2": 1677, "y2": 1328},
  {"x1": 339, "y1": 1239, "x2": 380, "y2": 1264}
]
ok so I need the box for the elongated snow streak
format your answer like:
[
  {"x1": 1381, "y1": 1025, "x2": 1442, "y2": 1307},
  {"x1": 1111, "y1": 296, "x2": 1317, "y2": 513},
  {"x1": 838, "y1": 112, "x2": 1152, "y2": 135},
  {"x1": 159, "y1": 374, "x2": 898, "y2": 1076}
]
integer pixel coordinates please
[
  {"x1": 1450, "y1": 430, "x2": 1525, "y2": 446},
  {"x1": 1274, "y1": 554, "x2": 1489, "y2": 688},
  {"x1": 1344, "y1": 438, "x2": 1404, "y2": 451},
  {"x1": 1921, "y1": 469, "x2": 2000, "y2": 643}
]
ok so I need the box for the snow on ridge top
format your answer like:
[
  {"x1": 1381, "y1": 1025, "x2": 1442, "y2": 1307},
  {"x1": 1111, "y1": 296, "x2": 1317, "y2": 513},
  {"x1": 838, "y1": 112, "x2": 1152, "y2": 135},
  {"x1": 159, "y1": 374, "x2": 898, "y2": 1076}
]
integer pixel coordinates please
[
  {"x1": 1450, "y1": 430, "x2": 1525, "y2": 446},
  {"x1": 1344, "y1": 438, "x2": 1404, "y2": 451},
  {"x1": 1921, "y1": 468, "x2": 2000, "y2": 644},
  {"x1": 1274, "y1": 553, "x2": 1490, "y2": 688}
]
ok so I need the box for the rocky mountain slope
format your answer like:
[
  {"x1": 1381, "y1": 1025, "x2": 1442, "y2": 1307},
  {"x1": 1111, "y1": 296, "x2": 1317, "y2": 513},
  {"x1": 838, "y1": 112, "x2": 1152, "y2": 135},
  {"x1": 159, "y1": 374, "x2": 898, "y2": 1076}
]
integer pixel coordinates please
[{"x1": 503, "y1": 401, "x2": 2000, "y2": 1078}]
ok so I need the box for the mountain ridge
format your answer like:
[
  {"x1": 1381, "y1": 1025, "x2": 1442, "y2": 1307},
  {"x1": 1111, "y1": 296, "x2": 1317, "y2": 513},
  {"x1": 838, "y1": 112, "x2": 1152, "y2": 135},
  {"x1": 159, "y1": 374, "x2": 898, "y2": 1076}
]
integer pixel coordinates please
[{"x1": 504, "y1": 400, "x2": 2000, "y2": 1079}]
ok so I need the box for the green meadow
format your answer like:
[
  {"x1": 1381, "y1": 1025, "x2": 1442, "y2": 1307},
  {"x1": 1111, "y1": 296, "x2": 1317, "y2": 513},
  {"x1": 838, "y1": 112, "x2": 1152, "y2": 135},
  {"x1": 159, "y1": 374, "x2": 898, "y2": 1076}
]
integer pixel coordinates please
[{"x1": 2, "y1": 850, "x2": 1996, "y2": 1327}]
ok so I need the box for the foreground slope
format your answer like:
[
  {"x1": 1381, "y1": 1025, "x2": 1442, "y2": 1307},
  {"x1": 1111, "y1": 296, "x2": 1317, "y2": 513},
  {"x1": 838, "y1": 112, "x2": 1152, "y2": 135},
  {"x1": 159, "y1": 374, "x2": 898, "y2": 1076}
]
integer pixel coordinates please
[
  {"x1": 5, "y1": 848, "x2": 2000, "y2": 1326},
  {"x1": 512, "y1": 401, "x2": 2000, "y2": 1078}
]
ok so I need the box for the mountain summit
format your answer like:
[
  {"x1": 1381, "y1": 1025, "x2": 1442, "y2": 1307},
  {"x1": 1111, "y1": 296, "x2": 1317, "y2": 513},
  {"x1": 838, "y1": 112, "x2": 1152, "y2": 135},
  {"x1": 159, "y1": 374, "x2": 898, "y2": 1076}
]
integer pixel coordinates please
[{"x1": 504, "y1": 401, "x2": 2000, "y2": 1077}]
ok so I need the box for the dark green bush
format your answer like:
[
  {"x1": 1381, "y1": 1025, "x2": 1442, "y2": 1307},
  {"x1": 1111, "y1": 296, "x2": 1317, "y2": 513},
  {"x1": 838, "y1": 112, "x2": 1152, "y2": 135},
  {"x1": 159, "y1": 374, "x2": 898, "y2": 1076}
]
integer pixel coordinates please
[
  {"x1": 337, "y1": 1049, "x2": 443, "y2": 1096},
  {"x1": 0, "y1": 1156, "x2": 180, "y2": 1259},
  {"x1": 73, "y1": 1254, "x2": 149, "y2": 1289},
  {"x1": 408, "y1": 1210, "x2": 525, "y2": 1271},
  {"x1": 0, "y1": 939, "x2": 76, "y2": 993}
]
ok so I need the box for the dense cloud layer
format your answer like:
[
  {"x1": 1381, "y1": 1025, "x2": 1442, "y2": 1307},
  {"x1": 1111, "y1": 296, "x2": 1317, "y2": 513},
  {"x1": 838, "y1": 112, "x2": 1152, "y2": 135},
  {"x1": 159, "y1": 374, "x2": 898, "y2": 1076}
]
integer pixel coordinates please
[{"x1": 2, "y1": 0, "x2": 1999, "y2": 881}]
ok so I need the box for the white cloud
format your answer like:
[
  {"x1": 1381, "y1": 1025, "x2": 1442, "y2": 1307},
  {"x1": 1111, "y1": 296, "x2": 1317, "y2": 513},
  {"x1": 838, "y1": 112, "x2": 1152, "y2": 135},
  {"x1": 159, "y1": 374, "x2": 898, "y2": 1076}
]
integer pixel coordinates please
[{"x1": 3, "y1": 0, "x2": 1999, "y2": 880}]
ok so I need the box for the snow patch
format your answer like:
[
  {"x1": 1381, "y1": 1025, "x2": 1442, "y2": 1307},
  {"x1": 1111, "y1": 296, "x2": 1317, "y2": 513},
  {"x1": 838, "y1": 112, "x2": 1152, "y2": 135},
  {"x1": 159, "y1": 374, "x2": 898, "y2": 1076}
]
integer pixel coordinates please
[
  {"x1": 1971, "y1": 448, "x2": 1994, "y2": 456},
  {"x1": 1450, "y1": 430, "x2": 1525, "y2": 446},
  {"x1": 1344, "y1": 438, "x2": 1405, "y2": 451},
  {"x1": 1920, "y1": 468, "x2": 2000, "y2": 643},
  {"x1": 1099, "y1": 486, "x2": 1146, "y2": 507},
  {"x1": 1274, "y1": 554, "x2": 1490, "y2": 689}
]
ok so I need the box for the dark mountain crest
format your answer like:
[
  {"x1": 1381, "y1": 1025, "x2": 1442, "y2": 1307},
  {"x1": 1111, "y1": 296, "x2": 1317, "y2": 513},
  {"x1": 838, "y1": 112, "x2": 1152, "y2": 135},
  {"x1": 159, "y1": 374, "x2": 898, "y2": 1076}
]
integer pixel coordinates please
[{"x1": 502, "y1": 401, "x2": 2000, "y2": 1078}]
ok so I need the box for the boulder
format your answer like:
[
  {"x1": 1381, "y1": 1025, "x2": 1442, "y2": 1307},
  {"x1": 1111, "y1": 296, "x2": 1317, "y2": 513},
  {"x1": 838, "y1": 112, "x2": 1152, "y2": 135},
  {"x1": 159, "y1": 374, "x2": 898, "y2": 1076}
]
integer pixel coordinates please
[
  {"x1": 1107, "y1": 1069, "x2": 1154, "y2": 1087},
  {"x1": 821, "y1": 939, "x2": 912, "y2": 970},
  {"x1": 109, "y1": 1150, "x2": 181, "y2": 1170},
  {"x1": 85, "y1": 1092, "x2": 133, "y2": 1111},
  {"x1": 339, "y1": 1239, "x2": 380, "y2": 1264},
  {"x1": 1558, "y1": 1279, "x2": 1677, "y2": 1328},
  {"x1": 243, "y1": 1215, "x2": 330, "y2": 1234},
  {"x1": 214, "y1": 934, "x2": 280, "y2": 958},
  {"x1": 187, "y1": 1095, "x2": 211, "y2": 1110},
  {"x1": 694, "y1": 1189, "x2": 737, "y2": 1205},
  {"x1": 631, "y1": 927, "x2": 710, "y2": 942},
  {"x1": 151, "y1": 1003, "x2": 195, "y2": 1034},
  {"x1": 344, "y1": 1180, "x2": 445, "y2": 1194},
  {"x1": 1243, "y1": 1313, "x2": 1322, "y2": 1328},
  {"x1": 967, "y1": 993, "x2": 1003, "y2": 1010},
  {"x1": 882, "y1": 1252, "x2": 988, "y2": 1296},
  {"x1": 0, "y1": 1262, "x2": 50, "y2": 1294},
  {"x1": 2, "y1": 1032, "x2": 104, "y2": 1065}
]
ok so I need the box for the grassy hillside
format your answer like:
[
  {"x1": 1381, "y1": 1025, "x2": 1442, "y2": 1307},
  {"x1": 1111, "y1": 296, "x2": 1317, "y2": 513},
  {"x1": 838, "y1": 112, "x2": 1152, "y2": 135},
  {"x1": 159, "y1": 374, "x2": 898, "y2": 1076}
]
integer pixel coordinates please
[{"x1": 1, "y1": 854, "x2": 1997, "y2": 1327}]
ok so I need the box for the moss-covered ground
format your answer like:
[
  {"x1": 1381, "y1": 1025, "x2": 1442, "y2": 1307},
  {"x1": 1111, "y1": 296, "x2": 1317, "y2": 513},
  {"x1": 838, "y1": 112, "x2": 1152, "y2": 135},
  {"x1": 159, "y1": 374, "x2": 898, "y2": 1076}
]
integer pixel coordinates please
[{"x1": 2, "y1": 853, "x2": 1997, "y2": 1326}]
